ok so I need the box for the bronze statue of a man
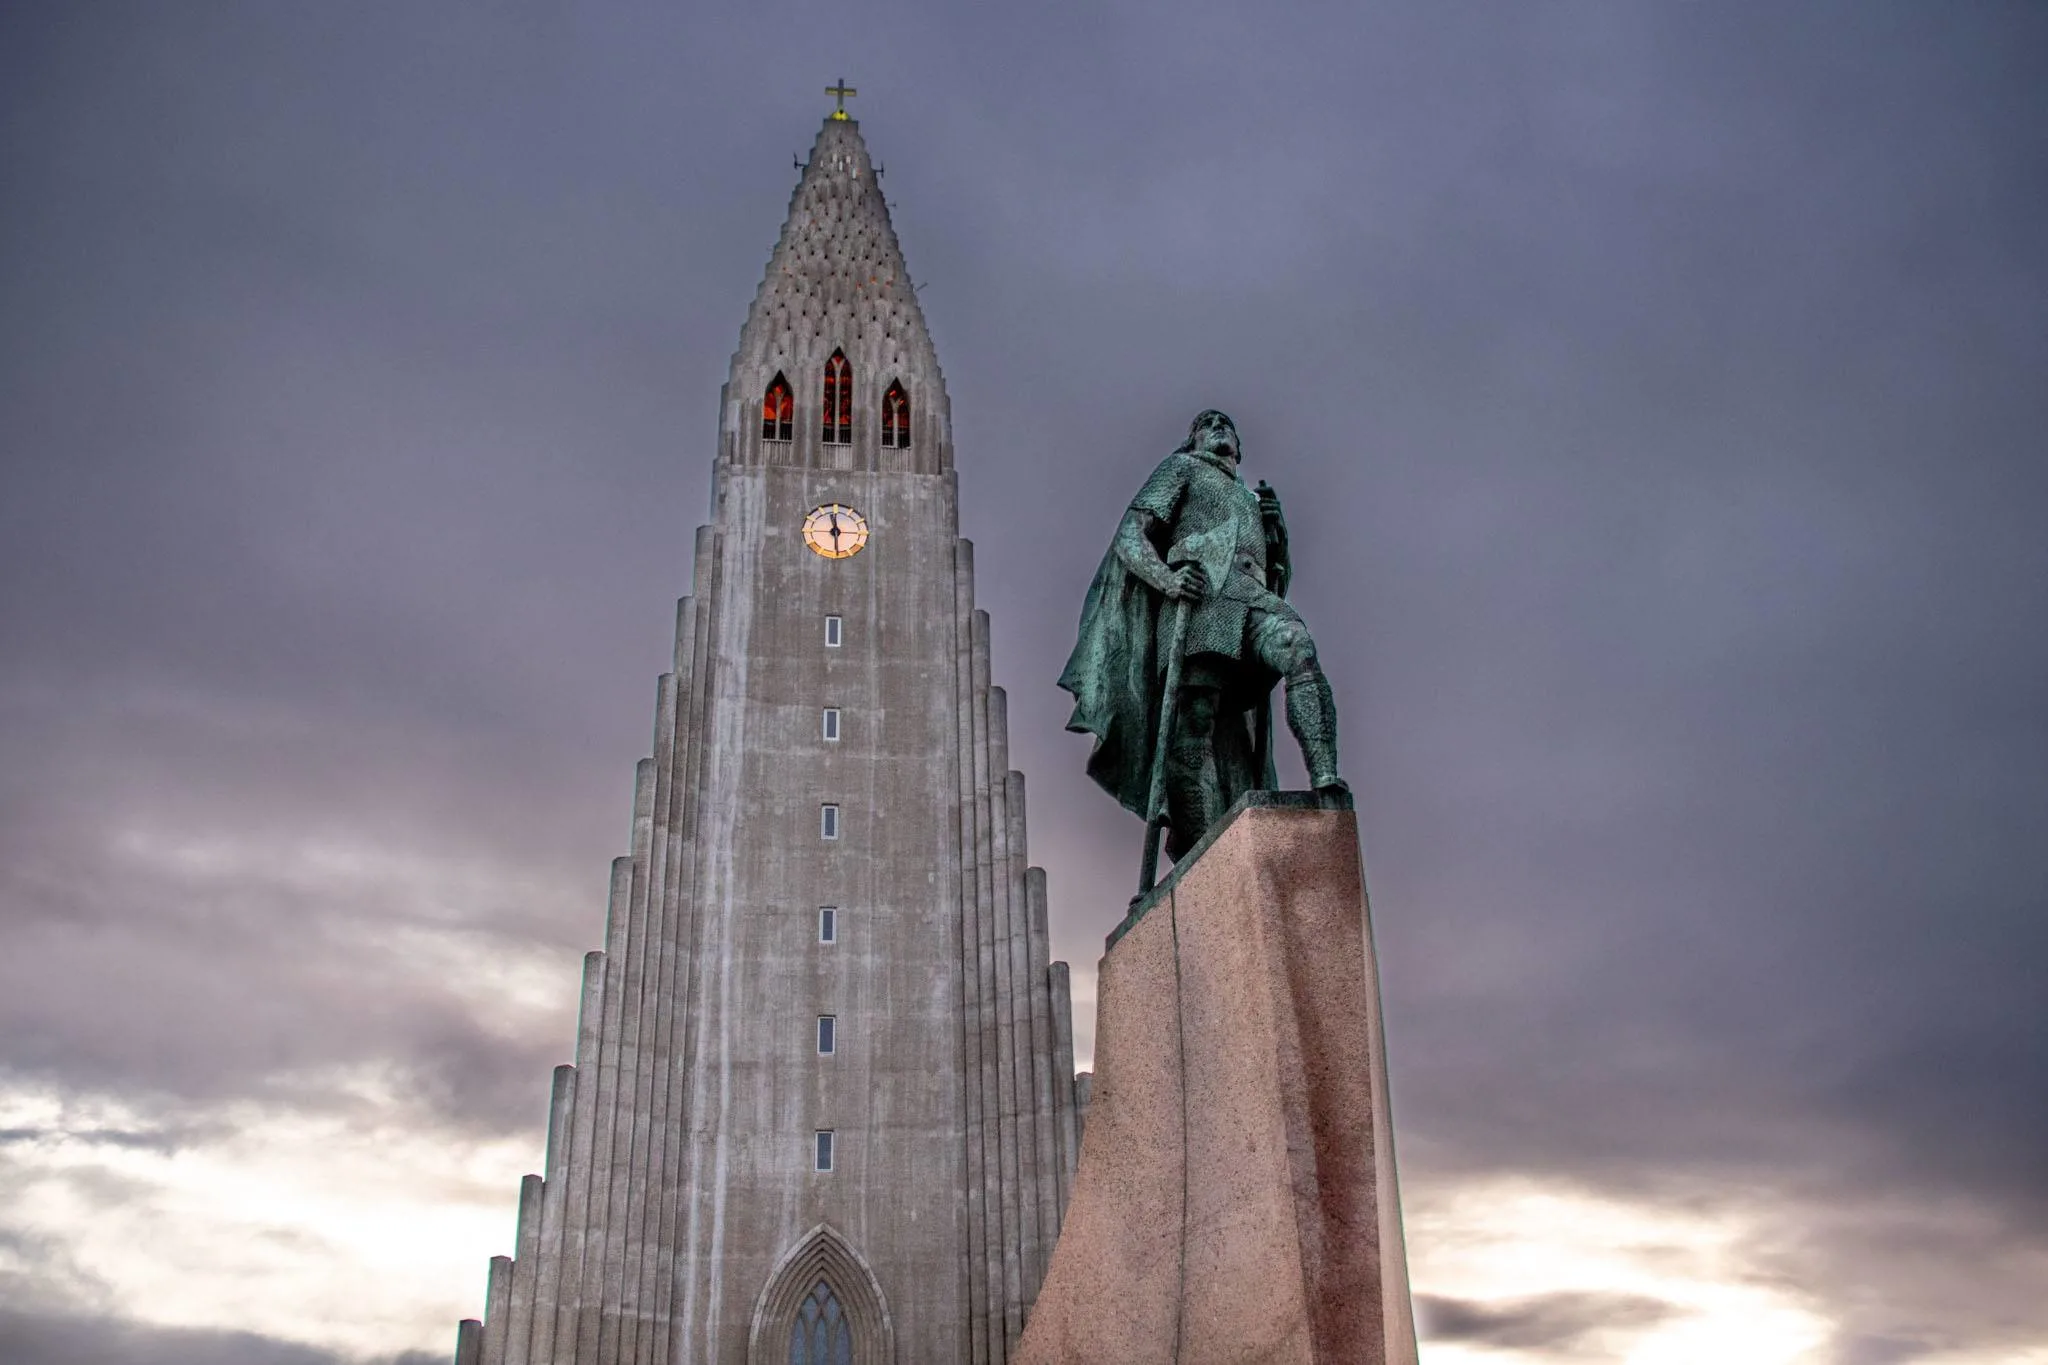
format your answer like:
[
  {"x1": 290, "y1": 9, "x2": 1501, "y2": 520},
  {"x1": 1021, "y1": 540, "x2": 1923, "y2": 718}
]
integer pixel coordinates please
[{"x1": 1060, "y1": 409, "x2": 1344, "y2": 863}]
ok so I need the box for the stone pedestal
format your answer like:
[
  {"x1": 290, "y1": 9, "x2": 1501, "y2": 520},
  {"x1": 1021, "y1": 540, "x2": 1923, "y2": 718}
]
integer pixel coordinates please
[{"x1": 1015, "y1": 794, "x2": 1416, "y2": 1365}]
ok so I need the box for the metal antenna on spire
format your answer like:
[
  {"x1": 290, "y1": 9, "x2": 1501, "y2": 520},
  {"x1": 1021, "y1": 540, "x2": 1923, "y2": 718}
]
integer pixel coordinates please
[{"x1": 826, "y1": 79, "x2": 858, "y2": 120}]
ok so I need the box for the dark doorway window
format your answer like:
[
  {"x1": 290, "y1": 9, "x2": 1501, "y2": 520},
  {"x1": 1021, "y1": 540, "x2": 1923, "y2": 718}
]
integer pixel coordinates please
[
  {"x1": 822, "y1": 351, "x2": 852, "y2": 445},
  {"x1": 763, "y1": 373, "x2": 794, "y2": 442},
  {"x1": 881, "y1": 381, "x2": 910, "y2": 449},
  {"x1": 789, "y1": 1280, "x2": 853, "y2": 1365}
]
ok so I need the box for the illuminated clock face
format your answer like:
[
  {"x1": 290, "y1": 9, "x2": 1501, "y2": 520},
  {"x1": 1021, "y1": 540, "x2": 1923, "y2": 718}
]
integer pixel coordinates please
[{"x1": 802, "y1": 503, "x2": 869, "y2": 559}]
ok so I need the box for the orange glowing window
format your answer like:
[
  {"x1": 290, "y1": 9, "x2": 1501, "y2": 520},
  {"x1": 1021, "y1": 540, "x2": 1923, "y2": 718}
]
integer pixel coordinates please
[
  {"x1": 762, "y1": 373, "x2": 793, "y2": 442},
  {"x1": 881, "y1": 380, "x2": 910, "y2": 449},
  {"x1": 822, "y1": 351, "x2": 852, "y2": 445}
]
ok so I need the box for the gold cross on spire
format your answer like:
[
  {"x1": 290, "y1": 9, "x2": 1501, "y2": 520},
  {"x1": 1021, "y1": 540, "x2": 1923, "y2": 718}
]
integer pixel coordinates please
[{"x1": 826, "y1": 78, "x2": 858, "y2": 120}]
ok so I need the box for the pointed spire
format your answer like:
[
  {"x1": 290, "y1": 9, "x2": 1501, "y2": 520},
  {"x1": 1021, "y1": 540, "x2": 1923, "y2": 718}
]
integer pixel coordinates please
[{"x1": 727, "y1": 116, "x2": 948, "y2": 470}]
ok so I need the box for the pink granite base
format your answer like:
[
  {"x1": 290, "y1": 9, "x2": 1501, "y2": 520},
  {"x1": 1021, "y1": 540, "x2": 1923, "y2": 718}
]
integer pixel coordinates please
[{"x1": 1015, "y1": 803, "x2": 1416, "y2": 1365}]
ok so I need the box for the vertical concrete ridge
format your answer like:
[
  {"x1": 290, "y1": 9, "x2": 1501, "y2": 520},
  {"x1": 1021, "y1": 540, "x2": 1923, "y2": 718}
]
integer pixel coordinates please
[
  {"x1": 627, "y1": 731, "x2": 683, "y2": 1365},
  {"x1": 482, "y1": 1255, "x2": 513, "y2": 1365},
  {"x1": 937, "y1": 536, "x2": 971, "y2": 1364},
  {"x1": 599, "y1": 747, "x2": 661, "y2": 1357},
  {"x1": 610, "y1": 683, "x2": 675, "y2": 1358},
  {"x1": 964, "y1": 597, "x2": 1005, "y2": 1365},
  {"x1": 597, "y1": 744, "x2": 657, "y2": 1355},
  {"x1": 598, "y1": 800, "x2": 651, "y2": 1359},
  {"x1": 985, "y1": 684, "x2": 1028, "y2": 1347},
  {"x1": 674, "y1": 522, "x2": 733, "y2": 1359},
  {"x1": 633, "y1": 600, "x2": 699, "y2": 1362},
  {"x1": 993, "y1": 752, "x2": 1045, "y2": 1307},
  {"x1": 1047, "y1": 959, "x2": 1080, "y2": 1214},
  {"x1": 455, "y1": 1318, "x2": 482, "y2": 1365},
  {"x1": 1022, "y1": 861, "x2": 1061, "y2": 1275},
  {"x1": 504, "y1": 1175, "x2": 543, "y2": 1364},
  {"x1": 700, "y1": 477, "x2": 760, "y2": 1361},
  {"x1": 655, "y1": 585, "x2": 715, "y2": 1353},
  {"x1": 676, "y1": 471, "x2": 759, "y2": 1359},
  {"x1": 553, "y1": 949, "x2": 606, "y2": 1359},
  {"x1": 612, "y1": 672, "x2": 680, "y2": 1362},
  {"x1": 962, "y1": 613, "x2": 1019, "y2": 1358},
  {"x1": 574, "y1": 854, "x2": 636, "y2": 1362},
  {"x1": 527, "y1": 1064, "x2": 576, "y2": 1363},
  {"x1": 953, "y1": 538, "x2": 992, "y2": 1365},
  {"x1": 672, "y1": 594, "x2": 694, "y2": 674}
]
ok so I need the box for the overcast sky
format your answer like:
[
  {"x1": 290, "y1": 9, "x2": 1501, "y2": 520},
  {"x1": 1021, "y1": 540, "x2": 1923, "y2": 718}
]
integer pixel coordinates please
[{"x1": 2, "y1": 3, "x2": 2044, "y2": 1363}]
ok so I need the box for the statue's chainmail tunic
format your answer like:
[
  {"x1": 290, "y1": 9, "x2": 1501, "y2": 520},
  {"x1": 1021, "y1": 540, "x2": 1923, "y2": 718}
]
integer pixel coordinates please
[{"x1": 1126, "y1": 448, "x2": 1305, "y2": 670}]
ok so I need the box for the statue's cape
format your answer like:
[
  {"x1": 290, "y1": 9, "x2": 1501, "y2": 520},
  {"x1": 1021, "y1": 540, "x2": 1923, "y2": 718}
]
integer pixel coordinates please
[
  {"x1": 1057, "y1": 450, "x2": 1217, "y2": 816},
  {"x1": 1057, "y1": 538, "x2": 1166, "y2": 819}
]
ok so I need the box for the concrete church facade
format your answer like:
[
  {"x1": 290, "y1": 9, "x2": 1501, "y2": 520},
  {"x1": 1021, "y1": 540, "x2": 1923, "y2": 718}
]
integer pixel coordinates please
[{"x1": 457, "y1": 114, "x2": 1082, "y2": 1365}]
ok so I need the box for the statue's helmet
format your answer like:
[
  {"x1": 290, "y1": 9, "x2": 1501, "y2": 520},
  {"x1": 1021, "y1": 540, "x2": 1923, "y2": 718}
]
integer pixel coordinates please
[{"x1": 1177, "y1": 409, "x2": 1240, "y2": 461}]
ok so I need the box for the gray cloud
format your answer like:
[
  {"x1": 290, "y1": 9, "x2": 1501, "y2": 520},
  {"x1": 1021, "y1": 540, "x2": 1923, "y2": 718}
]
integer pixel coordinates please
[
  {"x1": 0, "y1": 1307, "x2": 435, "y2": 1365},
  {"x1": 0, "y1": 789, "x2": 575, "y2": 1135},
  {"x1": 0, "y1": 1124, "x2": 210, "y2": 1155},
  {"x1": 1417, "y1": 1291, "x2": 1675, "y2": 1353},
  {"x1": 0, "y1": 1222, "x2": 113, "y2": 1322}
]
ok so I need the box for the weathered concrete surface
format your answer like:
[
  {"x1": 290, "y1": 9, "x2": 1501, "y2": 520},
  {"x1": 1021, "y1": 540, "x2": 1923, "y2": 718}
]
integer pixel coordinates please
[
  {"x1": 1015, "y1": 800, "x2": 1417, "y2": 1365},
  {"x1": 461, "y1": 112, "x2": 1083, "y2": 1365}
]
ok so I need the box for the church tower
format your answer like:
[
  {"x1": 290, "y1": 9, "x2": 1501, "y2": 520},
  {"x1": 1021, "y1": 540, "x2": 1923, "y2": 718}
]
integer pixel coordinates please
[{"x1": 455, "y1": 113, "x2": 1082, "y2": 1365}]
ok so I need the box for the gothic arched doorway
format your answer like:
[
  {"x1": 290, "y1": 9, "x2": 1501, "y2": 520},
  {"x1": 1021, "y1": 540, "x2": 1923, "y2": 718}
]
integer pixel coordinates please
[{"x1": 745, "y1": 1224, "x2": 894, "y2": 1365}]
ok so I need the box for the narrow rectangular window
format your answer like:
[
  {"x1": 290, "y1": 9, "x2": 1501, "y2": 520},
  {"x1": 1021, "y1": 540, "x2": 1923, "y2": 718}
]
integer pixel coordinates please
[
  {"x1": 818, "y1": 906, "x2": 837, "y2": 943},
  {"x1": 814, "y1": 1129, "x2": 834, "y2": 1172},
  {"x1": 817, "y1": 1015, "x2": 836, "y2": 1055},
  {"x1": 824, "y1": 614, "x2": 842, "y2": 648},
  {"x1": 820, "y1": 804, "x2": 839, "y2": 840},
  {"x1": 822, "y1": 707, "x2": 840, "y2": 742}
]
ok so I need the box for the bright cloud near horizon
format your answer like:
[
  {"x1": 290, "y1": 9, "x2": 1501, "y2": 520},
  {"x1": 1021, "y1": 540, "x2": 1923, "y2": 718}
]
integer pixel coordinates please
[{"x1": 3, "y1": 3, "x2": 2045, "y2": 1363}]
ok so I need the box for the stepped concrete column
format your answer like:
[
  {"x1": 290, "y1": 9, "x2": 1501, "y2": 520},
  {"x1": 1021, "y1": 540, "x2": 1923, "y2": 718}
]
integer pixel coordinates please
[{"x1": 480, "y1": 1255, "x2": 513, "y2": 1365}]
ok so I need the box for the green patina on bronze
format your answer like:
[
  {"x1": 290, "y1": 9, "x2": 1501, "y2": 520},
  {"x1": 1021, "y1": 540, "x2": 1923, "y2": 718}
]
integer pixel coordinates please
[{"x1": 1059, "y1": 409, "x2": 1348, "y2": 891}]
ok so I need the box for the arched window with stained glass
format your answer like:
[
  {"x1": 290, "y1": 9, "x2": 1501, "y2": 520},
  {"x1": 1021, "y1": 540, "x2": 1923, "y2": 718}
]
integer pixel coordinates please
[
  {"x1": 822, "y1": 351, "x2": 852, "y2": 445},
  {"x1": 763, "y1": 373, "x2": 794, "y2": 442},
  {"x1": 881, "y1": 380, "x2": 910, "y2": 449},
  {"x1": 746, "y1": 1223, "x2": 891, "y2": 1365},
  {"x1": 788, "y1": 1281, "x2": 854, "y2": 1365}
]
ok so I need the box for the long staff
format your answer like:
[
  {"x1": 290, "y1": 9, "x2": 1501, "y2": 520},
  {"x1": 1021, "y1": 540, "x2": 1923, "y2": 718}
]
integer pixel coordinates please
[{"x1": 1137, "y1": 571, "x2": 1194, "y2": 898}]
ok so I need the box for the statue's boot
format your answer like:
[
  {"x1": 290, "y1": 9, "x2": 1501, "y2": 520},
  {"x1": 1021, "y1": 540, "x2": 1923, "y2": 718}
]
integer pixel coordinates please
[{"x1": 1285, "y1": 663, "x2": 1345, "y2": 793}]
